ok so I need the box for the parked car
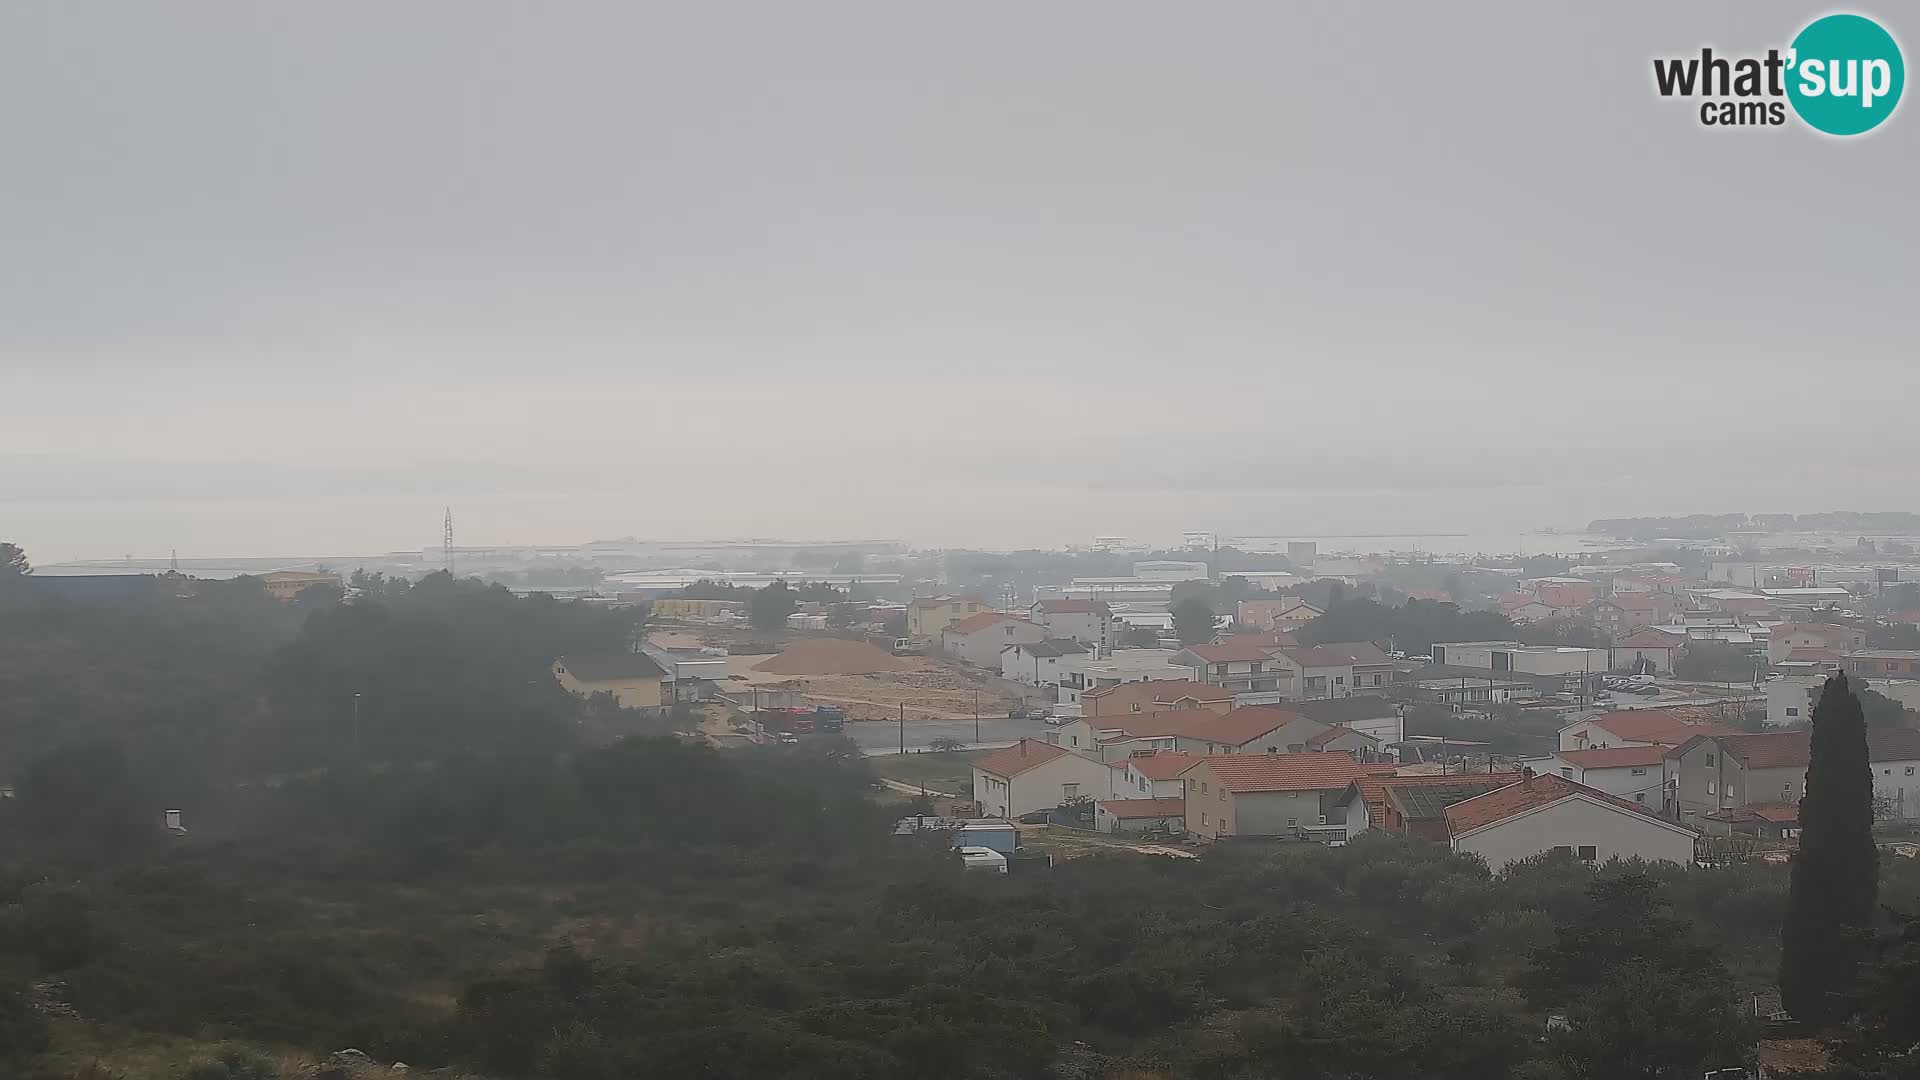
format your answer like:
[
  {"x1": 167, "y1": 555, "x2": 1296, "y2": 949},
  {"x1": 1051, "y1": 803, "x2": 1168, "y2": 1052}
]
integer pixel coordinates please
[
  {"x1": 777, "y1": 733, "x2": 800, "y2": 745},
  {"x1": 1044, "y1": 715, "x2": 1069, "y2": 727}
]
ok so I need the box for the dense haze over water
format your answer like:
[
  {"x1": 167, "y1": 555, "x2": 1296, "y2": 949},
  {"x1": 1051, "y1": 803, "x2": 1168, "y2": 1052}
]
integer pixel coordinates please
[{"x1": 3, "y1": 2, "x2": 1915, "y2": 560}]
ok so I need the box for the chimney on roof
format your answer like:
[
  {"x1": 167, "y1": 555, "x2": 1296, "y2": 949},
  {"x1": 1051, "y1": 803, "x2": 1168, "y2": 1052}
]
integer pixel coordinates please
[{"x1": 1020, "y1": 741, "x2": 1028, "y2": 757}]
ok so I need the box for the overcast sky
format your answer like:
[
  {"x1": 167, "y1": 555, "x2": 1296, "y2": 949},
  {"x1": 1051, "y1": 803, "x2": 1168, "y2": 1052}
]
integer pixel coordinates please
[{"x1": 3, "y1": 3, "x2": 1915, "y2": 560}]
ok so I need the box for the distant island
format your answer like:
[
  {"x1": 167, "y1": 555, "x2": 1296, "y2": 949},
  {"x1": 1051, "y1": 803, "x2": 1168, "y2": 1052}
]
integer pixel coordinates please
[{"x1": 1587, "y1": 512, "x2": 1920, "y2": 540}]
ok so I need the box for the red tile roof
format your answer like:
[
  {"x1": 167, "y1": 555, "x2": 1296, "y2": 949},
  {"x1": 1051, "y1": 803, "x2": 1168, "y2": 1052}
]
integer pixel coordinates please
[
  {"x1": 1090, "y1": 708, "x2": 1222, "y2": 739},
  {"x1": 1554, "y1": 745, "x2": 1669, "y2": 769},
  {"x1": 944, "y1": 611, "x2": 1020, "y2": 635},
  {"x1": 1443, "y1": 772, "x2": 1684, "y2": 836},
  {"x1": 1097, "y1": 797, "x2": 1186, "y2": 819},
  {"x1": 1182, "y1": 705, "x2": 1308, "y2": 747},
  {"x1": 1307, "y1": 725, "x2": 1377, "y2": 749},
  {"x1": 1583, "y1": 709, "x2": 1737, "y2": 745},
  {"x1": 1716, "y1": 731, "x2": 1811, "y2": 769},
  {"x1": 1282, "y1": 642, "x2": 1392, "y2": 667},
  {"x1": 1194, "y1": 752, "x2": 1367, "y2": 793},
  {"x1": 1871, "y1": 729, "x2": 1920, "y2": 761},
  {"x1": 1081, "y1": 679, "x2": 1234, "y2": 714},
  {"x1": 1786, "y1": 647, "x2": 1844, "y2": 663},
  {"x1": 1125, "y1": 751, "x2": 1207, "y2": 780},
  {"x1": 1184, "y1": 637, "x2": 1282, "y2": 663},
  {"x1": 973, "y1": 739, "x2": 1075, "y2": 779},
  {"x1": 1750, "y1": 802, "x2": 1801, "y2": 824}
]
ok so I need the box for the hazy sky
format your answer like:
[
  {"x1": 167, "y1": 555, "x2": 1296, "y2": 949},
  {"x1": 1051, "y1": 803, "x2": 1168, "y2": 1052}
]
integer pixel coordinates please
[{"x1": 3, "y1": 3, "x2": 1915, "y2": 560}]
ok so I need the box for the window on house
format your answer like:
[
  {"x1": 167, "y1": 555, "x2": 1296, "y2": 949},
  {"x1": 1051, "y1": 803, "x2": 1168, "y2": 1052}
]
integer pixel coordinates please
[
  {"x1": 1336, "y1": 676, "x2": 1345, "y2": 685},
  {"x1": 1200, "y1": 812, "x2": 1209, "y2": 826},
  {"x1": 1631, "y1": 767, "x2": 1647, "y2": 776},
  {"x1": 1559, "y1": 767, "x2": 1573, "y2": 778},
  {"x1": 1287, "y1": 817, "x2": 1297, "y2": 827},
  {"x1": 1063, "y1": 784, "x2": 1079, "y2": 799},
  {"x1": 1705, "y1": 753, "x2": 1715, "y2": 766},
  {"x1": 1908, "y1": 767, "x2": 1916, "y2": 776},
  {"x1": 1201, "y1": 782, "x2": 1209, "y2": 794},
  {"x1": 1635, "y1": 793, "x2": 1645, "y2": 803},
  {"x1": 1787, "y1": 707, "x2": 1799, "y2": 716},
  {"x1": 1707, "y1": 781, "x2": 1716, "y2": 795},
  {"x1": 1577, "y1": 845, "x2": 1597, "y2": 862},
  {"x1": 1552, "y1": 845, "x2": 1572, "y2": 856},
  {"x1": 1218, "y1": 789, "x2": 1225, "y2": 801}
]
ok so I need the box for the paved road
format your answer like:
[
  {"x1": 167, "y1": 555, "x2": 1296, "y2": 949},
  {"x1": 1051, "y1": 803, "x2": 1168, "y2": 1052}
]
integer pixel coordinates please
[{"x1": 849, "y1": 716, "x2": 1053, "y2": 754}]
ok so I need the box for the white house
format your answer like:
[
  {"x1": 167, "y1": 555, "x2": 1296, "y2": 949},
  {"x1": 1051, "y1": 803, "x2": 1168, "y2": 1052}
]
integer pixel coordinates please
[
  {"x1": 942, "y1": 612, "x2": 1047, "y2": 668},
  {"x1": 1290, "y1": 696, "x2": 1406, "y2": 744},
  {"x1": 970, "y1": 739, "x2": 1118, "y2": 819},
  {"x1": 1543, "y1": 745, "x2": 1667, "y2": 808},
  {"x1": 1029, "y1": 599, "x2": 1119, "y2": 650},
  {"x1": 1000, "y1": 639, "x2": 1088, "y2": 687},
  {"x1": 1058, "y1": 649, "x2": 1187, "y2": 706},
  {"x1": 1273, "y1": 642, "x2": 1394, "y2": 699},
  {"x1": 1444, "y1": 773, "x2": 1699, "y2": 870},
  {"x1": 1114, "y1": 750, "x2": 1205, "y2": 799}
]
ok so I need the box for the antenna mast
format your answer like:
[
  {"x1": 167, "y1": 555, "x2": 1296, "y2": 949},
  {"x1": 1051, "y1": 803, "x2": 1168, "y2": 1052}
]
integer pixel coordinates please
[{"x1": 443, "y1": 508, "x2": 455, "y2": 575}]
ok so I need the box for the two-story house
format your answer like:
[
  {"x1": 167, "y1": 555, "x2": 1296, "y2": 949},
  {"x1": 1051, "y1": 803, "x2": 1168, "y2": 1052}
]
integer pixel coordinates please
[
  {"x1": 942, "y1": 612, "x2": 1047, "y2": 667},
  {"x1": 1171, "y1": 637, "x2": 1294, "y2": 703},
  {"x1": 1181, "y1": 753, "x2": 1374, "y2": 841},
  {"x1": 1666, "y1": 728, "x2": 1920, "y2": 825},
  {"x1": 1558, "y1": 709, "x2": 1736, "y2": 752},
  {"x1": 1543, "y1": 745, "x2": 1668, "y2": 808},
  {"x1": 1000, "y1": 639, "x2": 1088, "y2": 687},
  {"x1": 1111, "y1": 750, "x2": 1205, "y2": 800},
  {"x1": 906, "y1": 596, "x2": 991, "y2": 640},
  {"x1": 1029, "y1": 599, "x2": 1119, "y2": 650},
  {"x1": 1273, "y1": 642, "x2": 1394, "y2": 699},
  {"x1": 970, "y1": 739, "x2": 1117, "y2": 819},
  {"x1": 1767, "y1": 623, "x2": 1868, "y2": 665},
  {"x1": 1844, "y1": 650, "x2": 1920, "y2": 679},
  {"x1": 1174, "y1": 706, "x2": 1330, "y2": 756}
]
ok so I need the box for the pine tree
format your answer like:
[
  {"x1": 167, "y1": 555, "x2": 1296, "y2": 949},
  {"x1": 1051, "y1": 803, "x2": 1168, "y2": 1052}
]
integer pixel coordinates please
[{"x1": 1779, "y1": 672, "x2": 1879, "y2": 1024}]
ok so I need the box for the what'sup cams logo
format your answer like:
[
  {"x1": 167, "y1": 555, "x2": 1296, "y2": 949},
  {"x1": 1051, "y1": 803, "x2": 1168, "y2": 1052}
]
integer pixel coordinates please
[{"x1": 1654, "y1": 12, "x2": 1904, "y2": 135}]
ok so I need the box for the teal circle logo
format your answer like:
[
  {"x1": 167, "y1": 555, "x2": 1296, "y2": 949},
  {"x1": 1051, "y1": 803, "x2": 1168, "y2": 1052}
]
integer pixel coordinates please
[{"x1": 1786, "y1": 14, "x2": 1905, "y2": 135}]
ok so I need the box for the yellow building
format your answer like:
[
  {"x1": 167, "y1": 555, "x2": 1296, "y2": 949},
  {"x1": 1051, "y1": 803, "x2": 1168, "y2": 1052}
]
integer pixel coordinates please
[
  {"x1": 553, "y1": 653, "x2": 667, "y2": 709},
  {"x1": 258, "y1": 570, "x2": 342, "y2": 602},
  {"x1": 906, "y1": 596, "x2": 991, "y2": 639}
]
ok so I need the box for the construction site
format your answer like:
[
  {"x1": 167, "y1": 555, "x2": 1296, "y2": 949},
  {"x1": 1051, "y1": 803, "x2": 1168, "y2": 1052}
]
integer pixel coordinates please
[{"x1": 650, "y1": 628, "x2": 1027, "y2": 722}]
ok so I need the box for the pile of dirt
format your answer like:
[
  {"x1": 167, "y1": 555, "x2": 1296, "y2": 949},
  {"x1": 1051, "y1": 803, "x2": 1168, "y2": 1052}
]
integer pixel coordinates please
[{"x1": 752, "y1": 638, "x2": 907, "y2": 676}]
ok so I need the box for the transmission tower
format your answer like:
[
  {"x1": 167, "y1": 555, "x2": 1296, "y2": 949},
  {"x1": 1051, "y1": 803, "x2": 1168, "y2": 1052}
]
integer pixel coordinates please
[{"x1": 443, "y1": 507, "x2": 455, "y2": 575}]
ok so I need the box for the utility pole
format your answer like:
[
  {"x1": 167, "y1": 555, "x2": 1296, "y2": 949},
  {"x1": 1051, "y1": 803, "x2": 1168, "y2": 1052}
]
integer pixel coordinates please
[
  {"x1": 973, "y1": 688, "x2": 981, "y2": 746},
  {"x1": 351, "y1": 692, "x2": 362, "y2": 758},
  {"x1": 899, "y1": 701, "x2": 906, "y2": 755}
]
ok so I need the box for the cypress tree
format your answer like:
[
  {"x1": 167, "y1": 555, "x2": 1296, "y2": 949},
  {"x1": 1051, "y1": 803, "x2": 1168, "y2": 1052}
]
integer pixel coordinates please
[{"x1": 1779, "y1": 672, "x2": 1879, "y2": 1024}]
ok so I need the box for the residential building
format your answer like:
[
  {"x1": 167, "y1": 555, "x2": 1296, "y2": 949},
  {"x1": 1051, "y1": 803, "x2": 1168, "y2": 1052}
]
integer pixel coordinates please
[
  {"x1": 1000, "y1": 639, "x2": 1088, "y2": 687},
  {"x1": 1543, "y1": 746, "x2": 1667, "y2": 807},
  {"x1": 1057, "y1": 649, "x2": 1187, "y2": 707},
  {"x1": 1701, "y1": 803, "x2": 1800, "y2": 840},
  {"x1": 1181, "y1": 753, "x2": 1375, "y2": 841},
  {"x1": 1054, "y1": 708, "x2": 1221, "y2": 759},
  {"x1": 1114, "y1": 750, "x2": 1206, "y2": 799},
  {"x1": 1587, "y1": 593, "x2": 1679, "y2": 637},
  {"x1": 906, "y1": 596, "x2": 992, "y2": 639},
  {"x1": 1430, "y1": 641, "x2": 1609, "y2": 677},
  {"x1": 1609, "y1": 629, "x2": 1682, "y2": 675},
  {"x1": 1767, "y1": 623, "x2": 1868, "y2": 665},
  {"x1": 1174, "y1": 706, "x2": 1330, "y2": 756},
  {"x1": 648, "y1": 598, "x2": 747, "y2": 621},
  {"x1": 258, "y1": 569, "x2": 342, "y2": 602},
  {"x1": 1273, "y1": 642, "x2": 1394, "y2": 699},
  {"x1": 1664, "y1": 728, "x2": 1920, "y2": 824},
  {"x1": 1080, "y1": 678, "x2": 1235, "y2": 718},
  {"x1": 1029, "y1": 599, "x2": 1119, "y2": 650},
  {"x1": 1558, "y1": 709, "x2": 1736, "y2": 752},
  {"x1": 1531, "y1": 578, "x2": 1601, "y2": 609},
  {"x1": 1056, "y1": 706, "x2": 1328, "y2": 760},
  {"x1": 1171, "y1": 637, "x2": 1294, "y2": 700},
  {"x1": 1237, "y1": 598, "x2": 1323, "y2": 632},
  {"x1": 1400, "y1": 588, "x2": 1454, "y2": 604},
  {"x1": 1306, "y1": 725, "x2": 1387, "y2": 761},
  {"x1": 1765, "y1": 675, "x2": 1823, "y2": 727},
  {"x1": 1500, "y1": 595, "x2": 1559, "y2": 623},
  {"x1": 1444, "y1": 773, "x2": 1699, "y2": 869},
  {"x1": 942, "y1": 612, "x2": 1047, "y2": 667},
  {"x1": 1844, "y1": 650, "x2": 1920, "y2": 679},
  {"x1": 553, "y1": 653, "x2": 668, "y2": 709},
  {"x1": 970, "y1": 739, "x2": 1117, "y2": 819},
  {"x1": 1338, "y1": 772, "x2": 1524, "y2": 840},
  {"x1": 1094, "y1": 797, "x2": 1187, "y2": 835},
  {"x1": 1288, "y1": 696, "x2": 1406, "y2": 744}
]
